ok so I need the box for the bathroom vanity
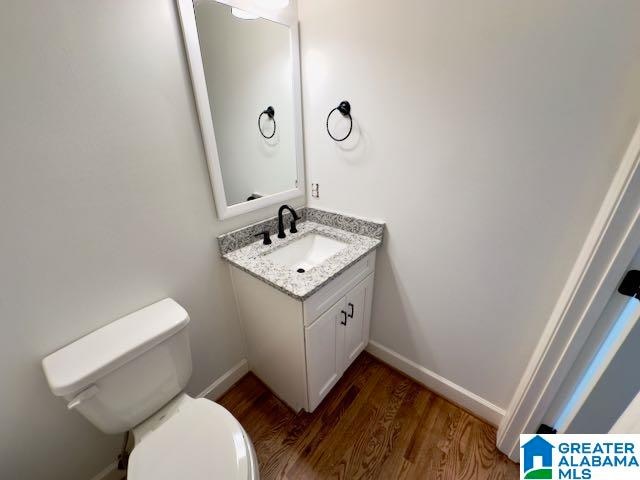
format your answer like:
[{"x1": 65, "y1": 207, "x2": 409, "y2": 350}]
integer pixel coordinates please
[
  {"x1": 219, "y1": 208, "x2": 383, "y2": 412},
  {"x1": 182, "y1": 0, "x2": 385, "y2": 414}
]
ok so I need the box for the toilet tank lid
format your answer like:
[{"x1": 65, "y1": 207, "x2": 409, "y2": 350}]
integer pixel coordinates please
[{"x1": 42, "y1": 298, "x2": 190, "y2": 397}]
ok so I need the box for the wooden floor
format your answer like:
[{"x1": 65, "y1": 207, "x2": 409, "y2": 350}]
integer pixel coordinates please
[{"x1": 218, "y1": 352, "x2": 518, "y2": 479}]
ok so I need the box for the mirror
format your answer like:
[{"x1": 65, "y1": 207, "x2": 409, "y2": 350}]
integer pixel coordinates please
[{"x1": 177, "y1": 0, "x2": 304, "y2": 219}]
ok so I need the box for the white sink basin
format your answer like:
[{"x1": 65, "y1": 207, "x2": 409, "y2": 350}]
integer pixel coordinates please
[{"x1": 265, "y1": 233, "x2": 348, "y2": 271}]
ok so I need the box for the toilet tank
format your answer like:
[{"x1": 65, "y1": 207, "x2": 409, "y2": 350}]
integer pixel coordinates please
[{"x1": 42, "y1": 299, "x2": 192, "y2": 434}]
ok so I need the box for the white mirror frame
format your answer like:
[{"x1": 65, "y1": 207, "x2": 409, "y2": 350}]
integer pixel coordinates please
[{"x1": 176, "y1": 0, "x2": 305, "y2": 219}]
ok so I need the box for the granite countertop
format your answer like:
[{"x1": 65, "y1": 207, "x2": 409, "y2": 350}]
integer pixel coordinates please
[{"x1": 222, "y1": 220, "x2": 382, "y2": 300}]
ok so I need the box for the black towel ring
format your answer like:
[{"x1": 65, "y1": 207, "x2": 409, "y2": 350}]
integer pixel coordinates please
[
  {"x1": 326, "y1": 101, "x2": 352, "y2": 142},
  {"x1": 258, "y1": 106, "x2": 276, "y2": 139}
]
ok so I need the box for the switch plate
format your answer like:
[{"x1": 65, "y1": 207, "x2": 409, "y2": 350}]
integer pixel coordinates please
[{"x1": 311, "y1": 183, "x2": 319, "y2": 198}]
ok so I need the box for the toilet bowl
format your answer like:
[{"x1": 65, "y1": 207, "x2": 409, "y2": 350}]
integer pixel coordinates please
[
  {"x1": 42, "y1": 298, "x2": 258, "y2": 480},
  {"x1": 128, "y1": 394, "x2": 258, "y2": 480}
]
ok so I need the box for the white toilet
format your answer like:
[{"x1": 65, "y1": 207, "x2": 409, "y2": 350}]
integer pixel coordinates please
[{"x1": 42, "y1": 298, "x2": 259, "y2": 480}]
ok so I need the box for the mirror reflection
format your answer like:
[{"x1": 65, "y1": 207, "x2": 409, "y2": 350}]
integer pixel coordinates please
[{"x1": 194, "y1": 2, "x2": 297, "y2": 206}]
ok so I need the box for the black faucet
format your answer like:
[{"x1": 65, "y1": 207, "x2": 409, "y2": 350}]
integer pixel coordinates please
[{"x1": 277, "y1": 205, "x2": 300, "y2": 238}]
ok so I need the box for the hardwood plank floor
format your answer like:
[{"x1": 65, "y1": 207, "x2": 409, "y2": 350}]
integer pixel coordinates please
[{"x1": 217, "y1": 352, "x2": 519, "y2": 479}]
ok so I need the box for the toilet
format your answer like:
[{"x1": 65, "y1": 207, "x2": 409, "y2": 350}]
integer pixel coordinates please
[{"x1": 42, "y1": 298, "x2": 259, "y2": 480}]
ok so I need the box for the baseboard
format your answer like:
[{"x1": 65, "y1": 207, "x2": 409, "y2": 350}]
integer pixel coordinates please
[
  {"x1": 366, "y1": 340, "x2": 505, "y2": 426},
  {"x1": 89, "y1": 461, "x2": 118, "y2": 480},
  {"x1": 197, "y1": 358, "x2": 249, "y2": 400}
]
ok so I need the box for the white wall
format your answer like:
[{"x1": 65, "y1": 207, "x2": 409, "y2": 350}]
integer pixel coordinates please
[
  {"x1": 196, "y1": 2, "x2": 297, "y2": 205},
  {"x1": 299, "y1": 0, "x2": 640, "y2": 413},
  {"x1": 0, "y1": 1, "x2": 301, "y2": 479}
]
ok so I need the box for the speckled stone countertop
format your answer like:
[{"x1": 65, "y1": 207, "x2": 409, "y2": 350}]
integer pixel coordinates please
[{"x1": 220, "y1": 211, "x2": 384, "y2": 300}]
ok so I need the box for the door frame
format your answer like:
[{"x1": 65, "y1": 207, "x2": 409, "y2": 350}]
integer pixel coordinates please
[{"x1": 497, "y1": 122, "x2": 640, "y2": 461}]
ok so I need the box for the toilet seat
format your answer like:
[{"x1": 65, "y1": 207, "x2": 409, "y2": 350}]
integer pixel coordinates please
[{"x1": 128, "y1": 398, "x2": 258, "y2": 480}]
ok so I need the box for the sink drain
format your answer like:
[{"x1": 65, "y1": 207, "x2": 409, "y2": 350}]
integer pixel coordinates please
[{"x1": 296, "y1": 268, "x2": 306, "y2": 273}]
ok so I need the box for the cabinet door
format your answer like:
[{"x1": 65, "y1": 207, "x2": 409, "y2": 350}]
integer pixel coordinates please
[
  {"x1": 343, "y1": 274, "x2": 374, "y2": 368},
  {"x1": 305, "y1": 299, "x2": 345, "y2": 412}
]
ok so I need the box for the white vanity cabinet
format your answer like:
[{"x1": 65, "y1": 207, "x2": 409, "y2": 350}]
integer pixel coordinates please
[
  {"x1": 305, "y1": 273, "x2": 374, "y2": 410},
  {"x1": 230, "y1": 251, "x2": 376, "y2": 412}
]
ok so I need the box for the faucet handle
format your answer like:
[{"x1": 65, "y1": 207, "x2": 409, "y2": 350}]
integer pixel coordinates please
[
  {"x1": 290, "y1": 218, "x2": 298, "y2": 233},
  {"x1": 254, "y1": 230, "x2": 272, "y2": 245}
]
